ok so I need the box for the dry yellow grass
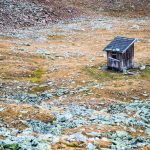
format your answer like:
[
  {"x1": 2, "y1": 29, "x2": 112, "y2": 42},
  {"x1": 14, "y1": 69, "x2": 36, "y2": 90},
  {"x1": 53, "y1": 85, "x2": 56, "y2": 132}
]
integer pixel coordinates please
[
  {"x1": 0, "y1": 103, "x2": 55, "y2": 130},
  {"x1": 0, "y1": 16, "x2": 149, "y2": 107}
]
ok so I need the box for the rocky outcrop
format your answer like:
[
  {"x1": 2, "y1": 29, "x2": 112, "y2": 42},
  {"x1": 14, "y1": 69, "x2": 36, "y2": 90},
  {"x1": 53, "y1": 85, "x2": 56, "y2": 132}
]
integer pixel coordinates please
[
  {"x1": 0, "y1": 0, "x2": 81, "y2": 30},
  {"x1": 0, "y1": 0, "x2": 149, "y2": 31}
]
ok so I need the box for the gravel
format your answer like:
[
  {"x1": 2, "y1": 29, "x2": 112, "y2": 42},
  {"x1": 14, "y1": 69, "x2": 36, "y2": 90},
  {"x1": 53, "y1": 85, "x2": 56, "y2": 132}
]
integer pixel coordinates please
[{"x1": 0, "y1": 99, "x2": 150, "y2": 149}]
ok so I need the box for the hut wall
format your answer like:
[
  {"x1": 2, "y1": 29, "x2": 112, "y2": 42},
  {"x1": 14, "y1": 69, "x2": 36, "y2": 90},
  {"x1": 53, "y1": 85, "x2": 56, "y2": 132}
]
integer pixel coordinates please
[
  {"x1": 122, "y1": 44, "x2": 134, "y2": 69},
  {"x1": 107, "y1": 52, "x2": 121, "y2": 70},
  {"x1": 131, "y1": 44, "x2": 134, "y2": 66},
  {"x1": 119, "y1": 54, "x2": 123, "y2": 71},
  {"x1": 106, "y1": 44, "x2": 134, "y2": 71}
]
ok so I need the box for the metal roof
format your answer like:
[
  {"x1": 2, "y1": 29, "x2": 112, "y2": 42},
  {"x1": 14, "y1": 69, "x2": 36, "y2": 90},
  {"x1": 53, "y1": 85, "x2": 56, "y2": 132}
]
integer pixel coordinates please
[{"x1": 103, "y1": 36, "x2": 136, "y2": 53}]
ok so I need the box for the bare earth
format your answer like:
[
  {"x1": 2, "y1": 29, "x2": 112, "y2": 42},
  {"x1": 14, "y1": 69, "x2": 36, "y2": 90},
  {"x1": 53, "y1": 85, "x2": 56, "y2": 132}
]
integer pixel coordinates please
[{"x1": 0, "y1": 14, "x2": 150, "y2": 149}]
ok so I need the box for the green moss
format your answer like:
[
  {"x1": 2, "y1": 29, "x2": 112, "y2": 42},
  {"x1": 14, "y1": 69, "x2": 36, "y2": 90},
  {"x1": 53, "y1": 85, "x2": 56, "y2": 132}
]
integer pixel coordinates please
[
  {"x1": 66, "y1": 142, "x2": 84, "y2": 148},
  {"x1": 31, "y1": 86, "x2": 48, "y2": 93},
  {"x1": 30, "y1": 68, "x2": 44, "y2": 83},
  {"x1": 1, "y1": 143, "x2": 20, "y2": 150},
  {"x1": 84, "y1": 64, "x2": 124, "y2": 81},
  {"x1": 140, "y1": 67, "x2": 150, "y2": 80},
  {"x1": 85, "y1": 63, "x2": 150, "y2": 81},
  {"x1": 129, "y1": 67, "x2": 150, "y2": 80}
]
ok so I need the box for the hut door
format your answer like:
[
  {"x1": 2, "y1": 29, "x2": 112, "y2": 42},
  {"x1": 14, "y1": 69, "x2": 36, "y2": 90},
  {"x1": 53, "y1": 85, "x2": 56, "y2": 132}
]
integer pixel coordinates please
[
  {"x1": 108, "y1": 57, "x2": 120, "y2": 69},
  {"x1": 112, "y1": 53, "x2": 117, "y2": 59}
]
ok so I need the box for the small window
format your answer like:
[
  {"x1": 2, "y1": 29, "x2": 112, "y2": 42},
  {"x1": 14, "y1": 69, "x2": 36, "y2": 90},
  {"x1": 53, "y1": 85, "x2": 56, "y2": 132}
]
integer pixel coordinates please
[{"x1": 112, "y1": 53, "x2": 117, "y2": 59}]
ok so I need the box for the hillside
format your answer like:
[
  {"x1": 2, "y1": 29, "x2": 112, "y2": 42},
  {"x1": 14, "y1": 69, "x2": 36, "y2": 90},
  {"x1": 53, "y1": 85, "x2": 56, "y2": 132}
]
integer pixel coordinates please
[
  {"x1": 0, "y1": 0, "x2": 82, "y2": 30},
  {"x1": 67, "y1": 0, "x2": 150, "y2": 16},
  {"x1": 0, "y1": 0, "x2": 150, "y2": 150},
  {"x1": 0, "y1": 0, "x2": 149, "y2": 30},
  {"x1": 100, "y1": 0, "x2": 150, "y2": 17}
]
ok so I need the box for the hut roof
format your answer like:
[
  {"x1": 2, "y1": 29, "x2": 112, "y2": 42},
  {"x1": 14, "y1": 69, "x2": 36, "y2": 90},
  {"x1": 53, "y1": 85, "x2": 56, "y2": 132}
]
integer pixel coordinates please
[{"x1": 103, "y1": 36, "x2": 136, "y2": 53}]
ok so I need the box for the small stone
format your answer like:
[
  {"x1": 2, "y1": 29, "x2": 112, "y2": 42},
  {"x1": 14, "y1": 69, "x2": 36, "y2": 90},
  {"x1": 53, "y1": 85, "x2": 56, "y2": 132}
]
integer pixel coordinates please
[
  {"x1": 41, "y1": 92, "x2": 53, "y2": 99},
  {"x1": 67, "y1": 132, "x2": 87, "y2": 143},
  {"x1": 52, "y1": 136, "x2": 60, "y2": 144},
  {"x1": 86, "y1": 143, "x2": 97, "y2": 150},
  {"x1": 139, "y1": 65, "x2": 146, "y2": 70},
  {"x1": 20, "y1": 110, "x2": 28, "y2": 114},
  {"x1": 143, "y1": 93, "x2": 149, "y2": 97},
  {"x1": 132, "y1": 96, "x2": 140, "y2": 100},
  {"x1": 22, "y1": 128, "x2": 33, "y2": 135},
  {"x1": 30, "y1": 139, "x2": 38, "y2": 147},
  {"x1": 22, "y1": 43, "x2": 31, "y2": 46},
  {"x1": 39, "y1": 142, "x2": 52, "y2": 150},
  {"x1": 0, "y1": 55, "x2": 5, "y2": 60},
  {"x1": 64, "y1": 52, "x2": 70, "y2": 59},
  {"x1": 131, "y1": 25, "x2": 140, "y2": 29},
  {"x1": 36, "y1": 37, "x2": 47, "y2": 43},
  {"x1": 58, "y1": 113, "x2": 73, "y2": 122},
  {"x1": 116, "y1": 131, "x2": 129, "y2": 138},
  {"x1": 36, "y1": 49, "x2": 50, "y2": 55},
  {"x1": 130, "y1": 128, "x2": 136, "y2": 133},
  {"x1": 0, "y1": 108, "x2": 5, "y2": 112},
  {"x1": 146, "y1": 129, "x2": 150, "y2": 136},
  {"x1": 28, "y1": 94, "x2": 37, "y2": 98}
]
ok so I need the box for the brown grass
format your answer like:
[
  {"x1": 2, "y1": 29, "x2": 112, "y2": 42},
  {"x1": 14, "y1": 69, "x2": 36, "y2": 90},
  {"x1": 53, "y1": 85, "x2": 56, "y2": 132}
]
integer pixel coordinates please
[{"x1": 0, "y1": 104, "x2": 55, "y2": 130}]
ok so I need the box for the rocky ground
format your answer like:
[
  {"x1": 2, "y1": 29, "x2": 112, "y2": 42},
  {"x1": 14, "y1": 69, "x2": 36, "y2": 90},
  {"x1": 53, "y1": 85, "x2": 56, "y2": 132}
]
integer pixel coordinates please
[
  {"x1": 1, "y1": 0, "x2": 149, "y2": 31},
  {"x1": 0, "y1": 0, "x2": 82, "y2": 31},
  {"x1": 0, "y1": 2, "x2": 150, "y2": 149}
]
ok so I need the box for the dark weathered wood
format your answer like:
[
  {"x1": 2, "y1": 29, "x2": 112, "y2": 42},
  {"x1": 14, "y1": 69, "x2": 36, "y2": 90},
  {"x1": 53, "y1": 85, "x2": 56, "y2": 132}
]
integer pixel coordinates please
[{"x1": 106, "y1": 44, "x2": 134, "y2": 71}]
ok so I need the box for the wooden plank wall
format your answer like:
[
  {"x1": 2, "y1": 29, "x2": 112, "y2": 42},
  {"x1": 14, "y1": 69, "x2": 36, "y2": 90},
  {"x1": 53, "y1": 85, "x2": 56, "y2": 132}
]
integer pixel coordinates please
[
  {"x1": 106, "y1": 44, "x2": 134, "y2": 71},
  {"x1": 122, "y1": 44, "x2": 134, "y2": 69}
]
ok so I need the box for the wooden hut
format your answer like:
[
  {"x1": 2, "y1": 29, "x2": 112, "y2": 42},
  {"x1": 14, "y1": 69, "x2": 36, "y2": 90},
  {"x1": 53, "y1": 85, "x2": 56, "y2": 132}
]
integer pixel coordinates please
[{"x1": 103, "y1": 36, "x2": 136, "y2": 71}]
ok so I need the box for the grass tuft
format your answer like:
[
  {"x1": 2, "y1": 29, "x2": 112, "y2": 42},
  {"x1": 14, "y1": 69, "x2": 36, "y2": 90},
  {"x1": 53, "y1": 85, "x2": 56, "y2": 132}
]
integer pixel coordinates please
[
  {"x1": 85, "y1": 64, "x2": 150, "y2": 81},
  {"x1": 1, "y1": 143, "x2": 20, "y2": 150},
  {"x1": 140, "y1": 67, "x2": 150, "y2": 80},
  {"x1": 66, "y1": 142, "x2": 84, "y2": 148},
  {"x1": 31, "y1": 86, "x2": 48, "y2": 93},
  {"x1": 31, "y1": 68, "x2": 44, "y2": 83},
  {"x1": 84, "y1": 64, "x2": 124, "y2": 81},
  {"x1": 48, "y1": 35, "x2": 65, "y2": 40}
]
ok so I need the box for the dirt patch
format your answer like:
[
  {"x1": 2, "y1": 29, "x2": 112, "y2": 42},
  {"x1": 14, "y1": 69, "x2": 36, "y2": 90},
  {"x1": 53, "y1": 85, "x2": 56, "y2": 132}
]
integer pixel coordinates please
[
  {"x1": 0, "y1": 103, "x2": 55, "y2": 130},
  {"x1": 0, "y1": 14, "x2": 149, "y2": 150}
]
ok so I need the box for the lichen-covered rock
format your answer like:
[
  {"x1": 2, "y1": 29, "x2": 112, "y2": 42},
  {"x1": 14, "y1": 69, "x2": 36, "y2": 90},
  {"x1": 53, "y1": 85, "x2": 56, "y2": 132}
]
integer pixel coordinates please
[{"x1": 67, "y1": 132, "x2": 87, "y2": 143}]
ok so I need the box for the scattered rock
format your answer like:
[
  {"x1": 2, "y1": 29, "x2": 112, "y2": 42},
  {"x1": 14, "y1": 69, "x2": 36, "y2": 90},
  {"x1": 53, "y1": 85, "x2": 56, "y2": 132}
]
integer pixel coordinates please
[
  {"x1": 139, "y1": 65, "x2": 146, "y2": 70},
  {"x1": 116, "y1": 131, "x2": 129, "y2": 138},
  {"x1": 131, "y1": 25, "x2": 140, "y2": 29},
  {"x1": 0, "y1": 55, "x2": 5, "y2": 60},
  {"x1": 86, "y1": 143, "x2": 97, "y2": 150},
  {"x1": 36, "y1": 49, "x2": 50, "y2": 55},
  {"x1": 57, "y1": 113, "x2": 73, "y2": 122},
  {"x1": 146, "y1": 129, "x2": 150, "y2": 136},
  {"x1": 67, "y1": 132, "x2": 87, "y2": 143},
  {"x1": 143, "y1": 93, "x2": 149, "y2": 97}
]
